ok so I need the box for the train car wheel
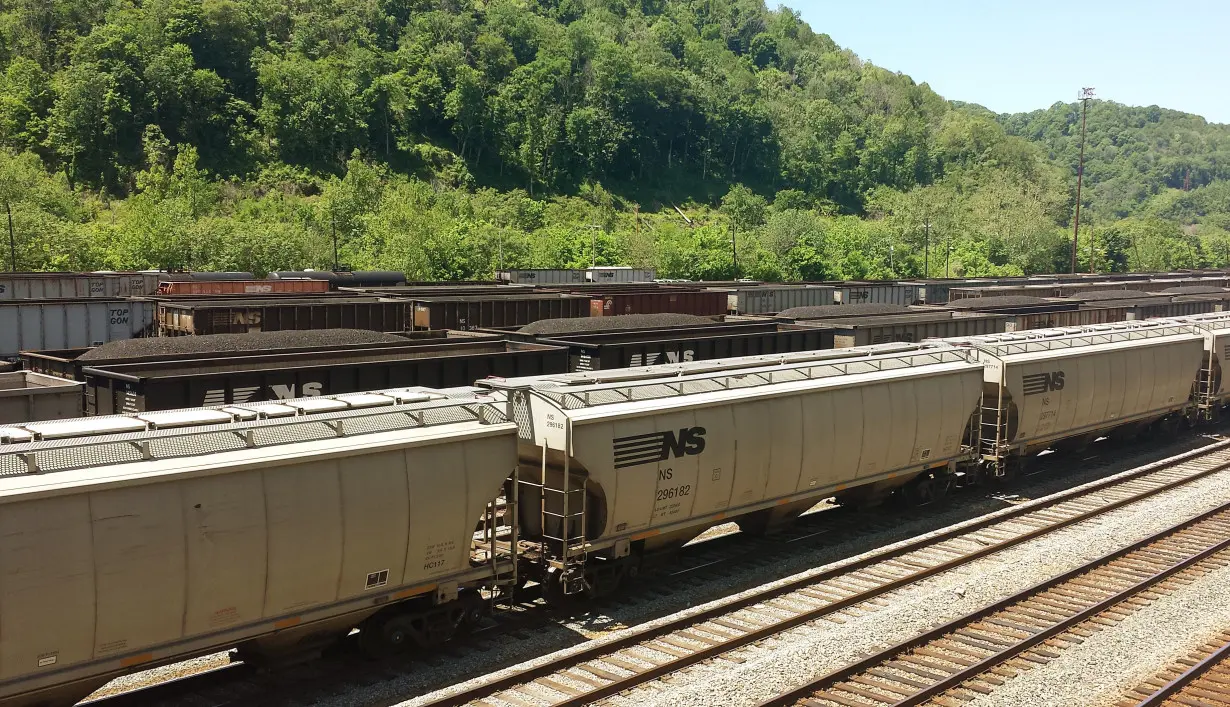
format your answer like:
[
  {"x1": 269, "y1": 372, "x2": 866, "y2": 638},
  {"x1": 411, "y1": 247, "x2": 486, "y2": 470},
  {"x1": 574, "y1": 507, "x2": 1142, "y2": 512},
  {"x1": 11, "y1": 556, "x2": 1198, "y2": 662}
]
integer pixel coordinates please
[
  {"x1": 358, "y1": 614, "x2": 415, "y2": 657},
  {"x1": 460, "y1": 593, "x2": 486, "y2": 628},
  {"x1": 901, "y1": 472, "x2": 950, "y2": 506}
]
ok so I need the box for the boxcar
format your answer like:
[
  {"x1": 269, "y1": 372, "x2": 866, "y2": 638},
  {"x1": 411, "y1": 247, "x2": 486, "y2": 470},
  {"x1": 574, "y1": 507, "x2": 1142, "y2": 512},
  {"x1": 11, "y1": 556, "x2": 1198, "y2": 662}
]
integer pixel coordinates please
[
  {"x1": 585, "y1": 267, "x2": 656, "y2": 283},
  {"x1": 832, "y1": 282, "x2": 922, "y2": 306},
  {"x1": 497, "y1": 269, "x2": 587, "y2": 285},
  {"x1": 717, "y1": 285, "x2": 836, "y2": 314}
]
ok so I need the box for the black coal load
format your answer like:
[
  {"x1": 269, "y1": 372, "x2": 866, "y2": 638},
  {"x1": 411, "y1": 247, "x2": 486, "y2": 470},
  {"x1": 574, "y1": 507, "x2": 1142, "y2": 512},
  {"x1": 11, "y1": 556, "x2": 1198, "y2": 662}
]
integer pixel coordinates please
[
  {"x1": 945, "y1": 296, "x2": 1050, "y2": 309},
  {"x1": 519, "y1": 313, "x2": 714, "y2": 336},
  {"x1": 1069, "y1": 290, "x2": 1158, "y2": 301},
  {"x1": 1163, "y1": 285, "x2": 1228, "y2": 295},
  {"x1": 78, "y1": 329, "x2": 409, "y2": 361}
]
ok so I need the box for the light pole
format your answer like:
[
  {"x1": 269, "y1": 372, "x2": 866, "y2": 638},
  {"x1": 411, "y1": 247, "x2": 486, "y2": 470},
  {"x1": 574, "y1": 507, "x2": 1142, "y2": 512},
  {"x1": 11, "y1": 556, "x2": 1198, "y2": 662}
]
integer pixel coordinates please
[
  {"x1": 1073, "y1": 87, "x2": 1095, "y2": 274},
  {"x1": 585, "y1": 224, "x2": 602, "y2": 267},
  {"x1": 924, "y1": 221, "x2": 931, "y2": 277},
  {"x1": 331, "y1": 209, "x2": 339, "y2": 272},
  {"x1": 946, "y1": 235, "x2": 951, "y2": 278}
]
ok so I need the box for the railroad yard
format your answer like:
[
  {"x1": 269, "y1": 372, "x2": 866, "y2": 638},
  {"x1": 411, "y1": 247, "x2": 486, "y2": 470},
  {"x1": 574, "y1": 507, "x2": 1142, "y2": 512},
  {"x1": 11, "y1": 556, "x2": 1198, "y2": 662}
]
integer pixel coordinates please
[{"x1": 7, "y1": 267, "x2": 1230, "y2": 707}]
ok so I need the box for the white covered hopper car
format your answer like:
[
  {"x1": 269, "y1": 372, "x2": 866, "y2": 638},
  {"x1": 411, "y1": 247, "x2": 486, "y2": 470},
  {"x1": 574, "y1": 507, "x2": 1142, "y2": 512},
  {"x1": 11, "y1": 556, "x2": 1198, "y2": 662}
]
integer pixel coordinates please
[
  {"x1": 479, "y1": 344, "x2": 985, "y2": 596},
  {"x1": 0, "y1": 390, "x2": 517, "y2": 706},
  {"x1": 944, "y1": 324, "x2": 1204, "y2": 475}
]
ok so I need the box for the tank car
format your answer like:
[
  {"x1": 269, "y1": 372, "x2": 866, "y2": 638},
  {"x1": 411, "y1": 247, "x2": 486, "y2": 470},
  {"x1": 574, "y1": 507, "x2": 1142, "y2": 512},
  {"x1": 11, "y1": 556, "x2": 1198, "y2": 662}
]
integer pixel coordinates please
[
  {"x1": 479, "y1": 343, "x2": 985, "y2": 598},
  {"x1": 0, "y1": 389, "x2": 516, "y2": 707}
]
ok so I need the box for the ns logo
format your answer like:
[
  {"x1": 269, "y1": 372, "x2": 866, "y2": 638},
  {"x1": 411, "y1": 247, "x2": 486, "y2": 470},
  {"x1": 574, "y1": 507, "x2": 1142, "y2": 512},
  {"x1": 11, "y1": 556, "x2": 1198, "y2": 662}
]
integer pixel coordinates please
[
  {"x1": 612, "y1": 427, "x2": 706, "y2": 469},
  {"x1": 1022, "y1": 371, "x2": 1065, "y2": 396}
]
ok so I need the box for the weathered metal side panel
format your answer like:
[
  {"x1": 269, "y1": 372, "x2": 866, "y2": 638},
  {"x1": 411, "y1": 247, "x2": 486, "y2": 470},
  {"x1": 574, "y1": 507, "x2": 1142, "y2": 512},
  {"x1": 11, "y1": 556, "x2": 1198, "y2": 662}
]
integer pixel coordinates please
[
  {"x1": 0, "y1": 300, "x2": 148, "y2": 359},
  {"x1": 497, "y1": 269, "x2": 587, "y2": 285},
  {"x1": 833, "y1": 283, "x2": 921, "y2": 306},
  {"x1": 725, "y1": 286, "x2": 836, "y2": 314},
  {"x1": 157, "y1": 299, "x2": 409, "y2": 336},
  {"x1": 589, "y1": 291, "x2": 728, "y2": 317},
  {"x1": 0, "y1": 372, "x2": 84, "y2": 422},
  {"x1": 410, "y1": 296, "x2": 590, "y2": 331}
]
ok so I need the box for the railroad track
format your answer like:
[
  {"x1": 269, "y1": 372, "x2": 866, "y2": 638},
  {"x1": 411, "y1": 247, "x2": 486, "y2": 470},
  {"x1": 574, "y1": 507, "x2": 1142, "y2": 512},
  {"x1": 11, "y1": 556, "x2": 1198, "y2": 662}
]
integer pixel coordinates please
[
  {"x1": 757, "y1": 501, "x2": 1230, "y2": 707},
  {"x1": 1120, "y1": 628, "x2": 1230, "y2": 707},
  {"x1": 419, "y1": 440, "x2": 1230, "y2": 707},
  {"x1": 82, "y1": 434, "x2": 1225, "y2": 707}
]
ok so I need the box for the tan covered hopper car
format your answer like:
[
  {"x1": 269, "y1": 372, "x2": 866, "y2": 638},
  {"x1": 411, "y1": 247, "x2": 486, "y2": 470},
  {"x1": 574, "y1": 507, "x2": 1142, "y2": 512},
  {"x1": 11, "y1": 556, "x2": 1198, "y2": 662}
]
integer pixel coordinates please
[
  {"x1": 480, "y1": 344, "x2": 984, "y2": 597},
  {"x1": 0, "y1": 389, "x2": 517, "y2": 707},
  {"x1": 1115, "y1": 312, "x2": 1230, "y2": 420},
  {"x1": 948, "y1": 323, "x2": 1204, "y2": 476}
]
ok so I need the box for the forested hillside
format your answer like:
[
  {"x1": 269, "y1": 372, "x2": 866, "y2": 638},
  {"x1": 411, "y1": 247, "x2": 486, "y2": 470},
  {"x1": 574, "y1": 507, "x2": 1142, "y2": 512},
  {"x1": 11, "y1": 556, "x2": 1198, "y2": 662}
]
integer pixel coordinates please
[{"x1": 0, "y1": 0, "x2": 1227, "y2": 278}]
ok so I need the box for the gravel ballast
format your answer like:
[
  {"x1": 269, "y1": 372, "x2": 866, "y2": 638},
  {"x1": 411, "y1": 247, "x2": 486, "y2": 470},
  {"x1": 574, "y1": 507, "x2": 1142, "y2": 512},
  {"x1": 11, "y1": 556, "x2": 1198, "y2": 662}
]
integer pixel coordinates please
[
  {"x1": 77, "y1": 329, "x2": 409, "y2": 360},
  {"x1": 518, "y1": 314, "x2": 714, "y2": 336},
  {"x1": 595, "y1": 461, "x2": 1230, "y2": 707},
  {"x1": 965, "y1": 561, "x2": 1230, "y2": 707},
  {"x1": 776, "y1": 304, "x2": 909, "y2": 319},
  {"x1": 390, "y1": 441, "x2": 1230, "y2": 707}
]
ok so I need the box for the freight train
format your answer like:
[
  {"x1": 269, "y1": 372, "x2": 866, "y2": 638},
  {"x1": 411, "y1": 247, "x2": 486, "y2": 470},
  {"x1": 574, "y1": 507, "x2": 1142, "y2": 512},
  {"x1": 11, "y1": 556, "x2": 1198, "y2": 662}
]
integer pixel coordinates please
[{"x1": 3, "y1": 313, "x2": 1230, "y2": 705}]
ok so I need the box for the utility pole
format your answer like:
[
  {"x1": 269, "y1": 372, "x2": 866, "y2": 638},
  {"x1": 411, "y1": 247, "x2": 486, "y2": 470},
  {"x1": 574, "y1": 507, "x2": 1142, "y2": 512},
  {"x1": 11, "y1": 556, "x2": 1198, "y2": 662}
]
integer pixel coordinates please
[
  {"x1": 732, "y1": 231, "x2": 739, "y2": 278},
  {"x1": 1073, "y1": 87, "x2": 1095, "y2": 274},
  {"x1": 924, "y1": 221, "x2": 931, "y2": 277},
  {"x1": 331, "y1": 209, "x2": 339, "y2": 272},
  {"x1": 5, "y1": 202, "x2": 14, "y2": 272},
  {"x1": 585, "y1": 224, "x2": 601, "y2": 268},
  {"x1": 946, "y1": 235, "x2": 951, "y2": 278}
]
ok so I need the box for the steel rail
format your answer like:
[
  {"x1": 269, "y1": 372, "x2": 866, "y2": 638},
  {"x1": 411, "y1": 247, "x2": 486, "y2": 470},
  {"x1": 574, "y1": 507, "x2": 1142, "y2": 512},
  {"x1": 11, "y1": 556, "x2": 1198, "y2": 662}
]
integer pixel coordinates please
[
  {"x1": 757, "y1": 501, "x2": 1230, "y2": 707},
  {"x1": 1133, "y1": 635, "x2": 1230, "y2": 706},
  {"x1": 423, "y1": 440, "x2": 1230, "y2": 707}
]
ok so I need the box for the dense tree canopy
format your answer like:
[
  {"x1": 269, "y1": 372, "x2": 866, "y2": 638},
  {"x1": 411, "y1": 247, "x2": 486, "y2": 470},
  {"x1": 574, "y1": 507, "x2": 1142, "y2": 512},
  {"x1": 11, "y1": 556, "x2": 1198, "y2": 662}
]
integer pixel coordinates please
[{"x1": 0, "y1": 0, "x2": 1227, "y2": 278}]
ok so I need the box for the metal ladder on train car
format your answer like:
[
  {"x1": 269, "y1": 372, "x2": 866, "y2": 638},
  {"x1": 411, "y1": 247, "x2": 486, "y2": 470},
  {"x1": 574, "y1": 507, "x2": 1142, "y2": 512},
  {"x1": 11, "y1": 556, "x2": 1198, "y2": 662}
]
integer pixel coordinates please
[
  {"x1": 1198, "y1": 359, "x2": 1217, "y2": 419},
  {"x1": 980, "y1": 388, "x2": 1008, "y2": 477},
  {"x1": 537, "y1": 440, "x2": 589, "y2": 596}
]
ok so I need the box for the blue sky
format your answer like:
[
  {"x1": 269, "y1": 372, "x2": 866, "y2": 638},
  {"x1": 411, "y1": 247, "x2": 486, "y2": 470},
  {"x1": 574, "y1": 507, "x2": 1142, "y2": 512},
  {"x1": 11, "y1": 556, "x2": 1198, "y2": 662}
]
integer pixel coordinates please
[{"x1": 789, "y1": 0, "x2": 1229, "y2": 123}]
